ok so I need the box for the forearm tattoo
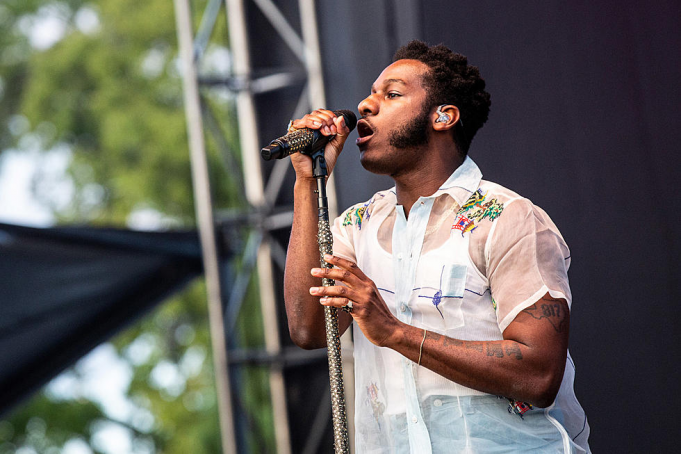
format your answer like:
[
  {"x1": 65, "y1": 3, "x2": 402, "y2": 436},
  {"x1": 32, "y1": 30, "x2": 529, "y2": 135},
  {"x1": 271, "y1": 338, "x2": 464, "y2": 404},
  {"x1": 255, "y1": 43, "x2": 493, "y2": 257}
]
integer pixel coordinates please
[
  {"x1": 427, "y1": 332, "x2": 523, "y2": 360},
  {"x1": 486, "y1": 343, "x2": 523, "y2": 359},
  {"x1": 521, "y1": 296, "x2": 568, "y2": 333}
]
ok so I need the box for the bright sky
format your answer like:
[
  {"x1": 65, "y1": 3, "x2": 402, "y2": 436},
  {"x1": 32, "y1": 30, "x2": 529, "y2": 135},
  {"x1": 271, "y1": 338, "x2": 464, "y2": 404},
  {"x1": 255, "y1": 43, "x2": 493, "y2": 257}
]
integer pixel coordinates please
[
  {"x1": 0, "y1": 2, "x2": 77, "y2": 225},
  {"x1": 0, "y1": 150, "x2": 54, "y2": 226}
]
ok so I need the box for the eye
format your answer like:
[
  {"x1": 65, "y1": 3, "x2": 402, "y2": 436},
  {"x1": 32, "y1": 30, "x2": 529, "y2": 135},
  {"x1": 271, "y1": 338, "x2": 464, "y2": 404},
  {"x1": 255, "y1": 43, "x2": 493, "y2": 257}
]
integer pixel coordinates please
[{"x1": 387, "y1": 92, "x2": 402, "y2": 99}]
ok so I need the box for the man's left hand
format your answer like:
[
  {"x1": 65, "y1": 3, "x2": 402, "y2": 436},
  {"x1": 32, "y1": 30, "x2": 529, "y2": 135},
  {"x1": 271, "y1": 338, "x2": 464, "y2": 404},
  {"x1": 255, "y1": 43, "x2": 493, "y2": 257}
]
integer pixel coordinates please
[{"x1": 309, "y1": 254, "x2": 402, "y2": 347}]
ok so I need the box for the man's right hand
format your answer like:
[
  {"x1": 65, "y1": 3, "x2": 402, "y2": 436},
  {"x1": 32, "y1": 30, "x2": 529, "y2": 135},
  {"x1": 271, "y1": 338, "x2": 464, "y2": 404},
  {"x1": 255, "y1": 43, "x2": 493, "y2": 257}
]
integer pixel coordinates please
[
  {"x1": 284, "y1": 109, "x2": 354, "y2": 349},
  {"x1": 289, "y1": 109, "x2": 351, "y2": 181}
]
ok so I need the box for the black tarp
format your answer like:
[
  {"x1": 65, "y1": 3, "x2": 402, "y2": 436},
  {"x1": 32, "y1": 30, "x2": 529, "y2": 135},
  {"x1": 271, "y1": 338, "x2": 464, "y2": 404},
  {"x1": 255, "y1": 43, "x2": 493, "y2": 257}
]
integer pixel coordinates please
[{"x1": 0, "y1": 223, "x2": 204, "y2": 416}]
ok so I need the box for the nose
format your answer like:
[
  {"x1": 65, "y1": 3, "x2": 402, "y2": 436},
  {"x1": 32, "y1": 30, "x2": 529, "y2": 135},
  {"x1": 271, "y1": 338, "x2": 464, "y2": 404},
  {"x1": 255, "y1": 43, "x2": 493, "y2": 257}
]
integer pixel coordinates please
[{"x1": 357, "y1": 94, "x2": 378, "y2": 117}]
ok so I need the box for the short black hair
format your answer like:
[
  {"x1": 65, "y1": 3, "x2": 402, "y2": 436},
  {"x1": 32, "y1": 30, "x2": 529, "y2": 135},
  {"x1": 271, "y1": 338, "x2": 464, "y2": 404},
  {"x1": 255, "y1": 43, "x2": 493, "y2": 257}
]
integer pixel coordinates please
[{"x1": 393, "y1": 40, "x2": 491, "y2": 154}]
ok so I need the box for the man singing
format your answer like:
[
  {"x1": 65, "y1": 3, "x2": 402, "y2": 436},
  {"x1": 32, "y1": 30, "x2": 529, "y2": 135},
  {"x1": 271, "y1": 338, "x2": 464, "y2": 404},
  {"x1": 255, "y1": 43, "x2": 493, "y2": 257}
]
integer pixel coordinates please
[{"x1": 283, "y1": 40, "x2": 590, "y2": 453}]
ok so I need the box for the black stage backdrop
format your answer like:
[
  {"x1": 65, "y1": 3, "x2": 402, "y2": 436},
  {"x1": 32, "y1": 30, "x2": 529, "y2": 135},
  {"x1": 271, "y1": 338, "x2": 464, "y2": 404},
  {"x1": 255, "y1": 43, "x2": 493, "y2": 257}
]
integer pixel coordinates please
[{"x1": 317, "y1": 0, "x2": 680, "y2": 451}]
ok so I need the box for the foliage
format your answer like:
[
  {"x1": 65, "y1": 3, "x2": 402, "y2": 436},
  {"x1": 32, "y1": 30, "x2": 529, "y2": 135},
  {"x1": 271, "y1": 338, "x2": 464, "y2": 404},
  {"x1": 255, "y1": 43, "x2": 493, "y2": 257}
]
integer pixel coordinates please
[{"x1": 0, "y1": 0, "x2": 273, "y2": 452}]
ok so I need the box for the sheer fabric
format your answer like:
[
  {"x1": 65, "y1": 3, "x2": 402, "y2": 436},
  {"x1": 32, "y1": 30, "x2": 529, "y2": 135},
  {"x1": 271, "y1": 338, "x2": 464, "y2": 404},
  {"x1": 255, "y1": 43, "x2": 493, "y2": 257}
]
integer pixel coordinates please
[{"x1": 332, "y1": 157, "x2": 590, "y2": 453}]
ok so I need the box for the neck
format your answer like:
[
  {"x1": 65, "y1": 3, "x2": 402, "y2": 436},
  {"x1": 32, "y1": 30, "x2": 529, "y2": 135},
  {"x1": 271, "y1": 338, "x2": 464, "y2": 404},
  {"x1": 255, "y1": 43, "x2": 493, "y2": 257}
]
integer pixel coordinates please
[{"x1": 393, "y1": 143, "x2": 465, "y2": 218}]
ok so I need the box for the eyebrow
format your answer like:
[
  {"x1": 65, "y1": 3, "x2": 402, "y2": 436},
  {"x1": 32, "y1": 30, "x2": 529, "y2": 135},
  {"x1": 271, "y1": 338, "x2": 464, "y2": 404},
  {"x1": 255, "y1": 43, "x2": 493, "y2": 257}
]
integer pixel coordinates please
[{"x1": 371, "y1": 78, "x2": 407, "y2": 93}]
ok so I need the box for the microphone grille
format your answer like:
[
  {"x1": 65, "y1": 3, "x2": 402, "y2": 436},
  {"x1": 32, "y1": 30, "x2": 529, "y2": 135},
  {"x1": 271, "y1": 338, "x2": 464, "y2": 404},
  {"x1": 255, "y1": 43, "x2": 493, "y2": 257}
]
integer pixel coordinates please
[{"x1": 333, "y1": 110, "x2": 358, "y2": 132}]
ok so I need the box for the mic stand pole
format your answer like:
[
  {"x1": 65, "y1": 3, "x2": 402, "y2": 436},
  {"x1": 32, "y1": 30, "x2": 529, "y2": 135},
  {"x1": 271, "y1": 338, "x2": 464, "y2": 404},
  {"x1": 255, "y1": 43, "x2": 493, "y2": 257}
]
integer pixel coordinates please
[{"x1": 311, "y1": 148, "x2": 350, "y2": 454}]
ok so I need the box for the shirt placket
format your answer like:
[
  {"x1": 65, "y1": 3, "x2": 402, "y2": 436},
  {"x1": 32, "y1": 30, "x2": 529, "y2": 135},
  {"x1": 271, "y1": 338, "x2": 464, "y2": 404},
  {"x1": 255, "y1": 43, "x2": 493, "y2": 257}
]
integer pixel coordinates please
[{"x1": 393, "y1": 198, "x2": 434, "y2": 454}]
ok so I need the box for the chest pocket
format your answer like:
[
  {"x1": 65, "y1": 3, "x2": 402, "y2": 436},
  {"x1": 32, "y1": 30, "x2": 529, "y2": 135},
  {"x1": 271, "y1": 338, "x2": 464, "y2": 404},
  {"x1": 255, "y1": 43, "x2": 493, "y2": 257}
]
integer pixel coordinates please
[{"x1": 412, "y1": 262, "x2": 467, "y2": 332}]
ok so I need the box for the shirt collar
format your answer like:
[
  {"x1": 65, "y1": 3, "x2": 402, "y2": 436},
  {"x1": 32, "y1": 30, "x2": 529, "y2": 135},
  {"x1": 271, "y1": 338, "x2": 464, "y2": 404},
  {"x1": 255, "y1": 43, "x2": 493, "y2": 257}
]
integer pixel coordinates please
[
  {"x1": 380, "y1": 156, "x2": 483, "y2": 208},
  {"x1": 431, "y1": 156, "x2": 483, "y2": 205}
]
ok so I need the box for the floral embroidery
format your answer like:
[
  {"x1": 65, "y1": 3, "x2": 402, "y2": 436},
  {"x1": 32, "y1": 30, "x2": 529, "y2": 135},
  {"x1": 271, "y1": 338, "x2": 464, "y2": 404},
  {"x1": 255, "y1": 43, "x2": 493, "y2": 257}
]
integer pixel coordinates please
[
  {"x1": 468, "y1": 198, "x2": 504, "y2": 222},
  {"x1": 416, "y1": 265, "x2": 462, "y2": 319},
  {"x1": 342, "y1": 199, "x2": 373, "y2": 229},
  {"x1": 507, "y1": 399, "x2": 533, "y2": 419},
  {"x1": 460, "y1": 188, "x2": 487, "y2": 211},
  {"x1": 453, "y1": 189, "x2": 505, "y2": 236},
  {"x1": 367, "y1": 383, "x2": 385, "y2": 425},
  {"x1": 452, "y1": 214, "x2": 477, "y2": 237}
]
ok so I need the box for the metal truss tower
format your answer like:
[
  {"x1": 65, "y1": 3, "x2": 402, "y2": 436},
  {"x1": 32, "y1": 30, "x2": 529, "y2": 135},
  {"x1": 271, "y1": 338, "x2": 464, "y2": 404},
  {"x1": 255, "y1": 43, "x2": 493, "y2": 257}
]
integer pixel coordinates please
[{"x1": 174, "y1": 0, "x2": 354, "y2": 452}]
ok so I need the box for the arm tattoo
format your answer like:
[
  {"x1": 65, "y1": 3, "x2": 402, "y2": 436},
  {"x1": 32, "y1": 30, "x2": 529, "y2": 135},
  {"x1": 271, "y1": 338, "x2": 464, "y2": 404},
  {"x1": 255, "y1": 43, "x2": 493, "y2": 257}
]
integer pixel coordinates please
[
  {"x1": 522, "y1": 297, "x2": 568, "y2": 333},
  {"x1": 486, "y1": 344, "x2": 504, "y2": 358},
  {"x1": 428, "y1": 332, "x2": 443, "y2": 342},
  {"x1": 504, "y1": 343, "x2": 523, "y2": 360},
  {"x1": 427, "y1": 332, "x2": 522, "y2": 359},
  {"x1": 485, "y1": 342, "x2": 523, "y2": 359},
  {"x1": 443, "y1": 337, "x2": 463, "y2": 348}
]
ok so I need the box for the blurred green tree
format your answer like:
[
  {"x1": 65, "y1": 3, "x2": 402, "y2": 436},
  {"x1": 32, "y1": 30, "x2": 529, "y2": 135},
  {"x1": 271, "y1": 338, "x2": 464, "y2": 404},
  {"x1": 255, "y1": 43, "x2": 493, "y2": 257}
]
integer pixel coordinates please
[{"x1": 0, "y1": 0, "x2": 273, "y2": 452}]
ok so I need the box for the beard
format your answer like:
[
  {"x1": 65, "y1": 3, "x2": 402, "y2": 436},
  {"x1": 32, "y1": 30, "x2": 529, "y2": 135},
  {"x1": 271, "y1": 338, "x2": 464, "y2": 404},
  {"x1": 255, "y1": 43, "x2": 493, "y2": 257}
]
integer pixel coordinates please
[
  {"x1": 388, "y1": 102, "x2": 431, "y2": 149},
  {"x1": 359, "y1": 102, "x2": 432, "y2": 175}
]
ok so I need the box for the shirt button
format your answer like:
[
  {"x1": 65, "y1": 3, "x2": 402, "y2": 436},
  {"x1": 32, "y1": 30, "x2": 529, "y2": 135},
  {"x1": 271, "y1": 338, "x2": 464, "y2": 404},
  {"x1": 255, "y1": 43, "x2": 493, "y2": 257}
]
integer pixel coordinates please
[
  {"x1": 434, "y1": 399, "x2": 442, "y2": 407},
  {"x1": 397, "y1": 253, "x2": 403, "y2": 260},
  {"x1": 412, "y1": 416, "x2": 418, "y2": 423},
  {"x1": 400, "y1": 304, "x2": 407, "y2": 313}
]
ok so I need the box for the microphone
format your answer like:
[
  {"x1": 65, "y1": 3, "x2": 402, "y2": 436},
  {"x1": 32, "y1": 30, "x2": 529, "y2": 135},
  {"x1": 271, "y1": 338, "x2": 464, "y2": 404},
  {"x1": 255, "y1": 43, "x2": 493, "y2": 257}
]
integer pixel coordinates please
[{"x1": 261, "y1": 110, "x2": 357, "y2": 161}]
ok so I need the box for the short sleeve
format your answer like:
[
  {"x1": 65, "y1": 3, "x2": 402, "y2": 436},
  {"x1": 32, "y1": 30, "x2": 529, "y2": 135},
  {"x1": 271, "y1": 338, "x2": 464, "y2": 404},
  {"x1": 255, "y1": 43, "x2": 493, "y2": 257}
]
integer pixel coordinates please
[
  {"x1": 331, "y1": 206, "x2": 358, "y2": 263},
  {"x1": 486, "y1": 198, "x2": 572, "y2": 332}
]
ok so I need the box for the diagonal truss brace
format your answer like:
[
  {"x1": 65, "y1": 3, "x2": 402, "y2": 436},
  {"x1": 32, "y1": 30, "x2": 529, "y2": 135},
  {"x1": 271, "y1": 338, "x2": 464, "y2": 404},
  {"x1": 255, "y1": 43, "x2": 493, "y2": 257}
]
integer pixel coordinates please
[{"x1": 176, "y1": 0, "x2": 355, "y2": 452}]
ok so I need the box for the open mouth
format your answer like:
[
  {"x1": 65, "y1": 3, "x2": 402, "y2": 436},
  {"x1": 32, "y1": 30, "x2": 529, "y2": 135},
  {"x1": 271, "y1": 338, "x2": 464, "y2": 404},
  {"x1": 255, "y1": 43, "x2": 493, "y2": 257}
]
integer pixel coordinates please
[{"x1": 356, "y1": 119, "x2": 374, "y2": 146}]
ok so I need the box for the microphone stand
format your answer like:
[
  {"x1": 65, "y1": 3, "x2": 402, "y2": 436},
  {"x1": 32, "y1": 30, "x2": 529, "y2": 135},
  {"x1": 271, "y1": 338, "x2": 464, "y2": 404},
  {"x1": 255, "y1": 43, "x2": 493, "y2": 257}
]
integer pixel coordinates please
[{"x1": 311, "y1": 147, "x2": 350, "y2": 454}]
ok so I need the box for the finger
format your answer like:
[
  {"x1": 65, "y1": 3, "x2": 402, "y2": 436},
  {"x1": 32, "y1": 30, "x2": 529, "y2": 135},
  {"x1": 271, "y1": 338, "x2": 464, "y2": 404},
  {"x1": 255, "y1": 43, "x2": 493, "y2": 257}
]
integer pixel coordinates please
[
  {"x1": 323, "y1": 255, "x2": 368, "y2": 280},
  {"x1": 290, "y1": 116, "x2": 322, "y2": 131},
  {"x1": 312, "y1": 108, "x2": 335, "y2": 121},
  {"x1": 312, "y1": 109, "x2": 338, "y2": 135},
  {"x1": 290, "y1": 110, "x2": 330, "y2": 129},
  {"x1": 319, "y1": 296, "x2": 355, "y2": 310},
  {"x1": 290, "y1": 109, "x2": 343, "y2": 134},
  {"x1": 309, "y1": 284, "x2": 356, "y2": 301},
  {"x1": 334, "y1": 115, "x2": 350, "y2": 136},
  {"x1": 291, "y1": 112, "x2": 336, "y2": 135},
  {"x1": 311, "y1": 267, "x2": 361, "y2": 286},
  {"x1": 330, "y1": 116, "x2": 350, "y2": 148}
]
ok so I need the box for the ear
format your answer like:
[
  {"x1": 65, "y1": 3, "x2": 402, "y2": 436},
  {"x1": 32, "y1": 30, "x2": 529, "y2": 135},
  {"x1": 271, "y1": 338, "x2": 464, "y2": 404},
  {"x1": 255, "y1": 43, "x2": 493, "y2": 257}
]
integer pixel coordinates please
[{"x1": 432, "y1": 104, "x2": 460, "y2": 132}]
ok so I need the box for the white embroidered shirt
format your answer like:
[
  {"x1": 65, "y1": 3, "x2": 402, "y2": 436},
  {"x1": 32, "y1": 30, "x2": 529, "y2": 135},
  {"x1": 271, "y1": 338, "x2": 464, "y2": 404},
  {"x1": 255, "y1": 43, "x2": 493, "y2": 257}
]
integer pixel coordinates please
[{"x1": 331, "y1": 157, "x2": 590, "y2": 453}]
